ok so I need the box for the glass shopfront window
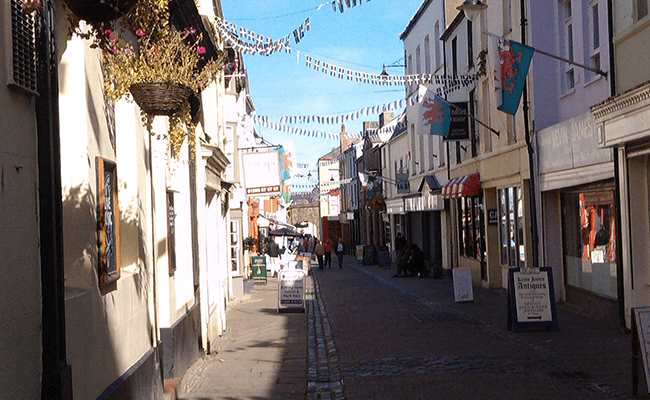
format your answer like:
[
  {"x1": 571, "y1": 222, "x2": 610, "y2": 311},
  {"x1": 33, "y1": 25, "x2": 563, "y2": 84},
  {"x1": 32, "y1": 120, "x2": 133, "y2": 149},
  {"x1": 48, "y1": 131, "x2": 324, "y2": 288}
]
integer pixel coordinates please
[
  {"x1": 458, "y1": 195, "x2": 484, "y2": 259},
  {"x1": 499, "y1": 187, "x2": 524, "y2": 267},
  {"x1": 562, "y1": 190, "x2": 617, "y2": 299}
]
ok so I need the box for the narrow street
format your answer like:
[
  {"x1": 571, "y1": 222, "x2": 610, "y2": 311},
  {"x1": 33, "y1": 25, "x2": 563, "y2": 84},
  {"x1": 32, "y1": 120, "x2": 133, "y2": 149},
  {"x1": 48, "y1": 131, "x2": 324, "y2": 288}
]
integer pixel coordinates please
[{"x1": 178, "y1": 256, "x2": 639, "y2": 400}]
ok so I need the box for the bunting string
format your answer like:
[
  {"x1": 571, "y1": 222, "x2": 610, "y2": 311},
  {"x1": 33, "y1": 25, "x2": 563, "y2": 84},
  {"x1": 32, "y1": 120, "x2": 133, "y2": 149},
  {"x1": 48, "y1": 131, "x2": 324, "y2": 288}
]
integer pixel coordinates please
[
  {"x1": 255, "y1": 74, "x2": 476, "y2": 129},
  {"x1": 214, "y1": 16, "x2": 311, "y2": 55},
  {"x1": 304, "y1": 54, "x2": 478, "y2": 87},
  {"x1": 331, "y1": 0, "x2": 370, "y2": 13}
]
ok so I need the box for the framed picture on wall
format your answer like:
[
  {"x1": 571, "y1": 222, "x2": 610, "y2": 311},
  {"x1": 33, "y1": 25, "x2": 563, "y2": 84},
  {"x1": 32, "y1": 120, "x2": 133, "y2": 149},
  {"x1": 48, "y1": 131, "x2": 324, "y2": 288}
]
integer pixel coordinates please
[{"x1": 97, "y1": 157, "x2": 121, "y2": 285}]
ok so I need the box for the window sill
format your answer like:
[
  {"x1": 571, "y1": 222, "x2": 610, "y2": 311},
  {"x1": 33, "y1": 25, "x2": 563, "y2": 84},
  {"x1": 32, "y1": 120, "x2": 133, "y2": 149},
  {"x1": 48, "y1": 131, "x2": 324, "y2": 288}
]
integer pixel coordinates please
[
  {"x1": 583, "y1": 74, "x2": 603, "y2": 88},
  {"x1": 559, "y1": 87, "x2": 576, "y2": 99}
]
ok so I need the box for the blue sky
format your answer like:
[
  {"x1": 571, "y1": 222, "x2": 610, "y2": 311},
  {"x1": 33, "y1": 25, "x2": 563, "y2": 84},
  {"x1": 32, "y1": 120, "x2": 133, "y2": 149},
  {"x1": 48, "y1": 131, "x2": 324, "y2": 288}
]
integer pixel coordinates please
[{"x1": 221, "y1": 0, "x2": 425, "y2": 189}]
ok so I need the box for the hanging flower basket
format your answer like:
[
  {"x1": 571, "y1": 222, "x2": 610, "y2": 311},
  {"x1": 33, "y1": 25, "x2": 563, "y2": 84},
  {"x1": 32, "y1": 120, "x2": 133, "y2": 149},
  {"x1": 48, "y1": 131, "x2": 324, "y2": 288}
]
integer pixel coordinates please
[
  {"x1": 63, "y1": 0, "x2": 137, "y2": 23},
  {"x1": 129, "y1": 82, "x2": 193, "y2": 116}
]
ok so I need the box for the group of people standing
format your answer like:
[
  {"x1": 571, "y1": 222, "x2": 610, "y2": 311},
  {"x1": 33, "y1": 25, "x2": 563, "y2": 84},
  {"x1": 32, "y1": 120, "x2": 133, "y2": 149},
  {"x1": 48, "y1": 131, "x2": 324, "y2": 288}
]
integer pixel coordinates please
[{"x1": 313, "y1": 237, "x2": 345, "y2": 269}]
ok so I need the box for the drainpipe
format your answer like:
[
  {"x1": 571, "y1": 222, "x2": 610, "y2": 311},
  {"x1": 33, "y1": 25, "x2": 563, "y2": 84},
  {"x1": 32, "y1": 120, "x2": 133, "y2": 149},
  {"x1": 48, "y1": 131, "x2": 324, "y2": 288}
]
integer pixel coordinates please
[
  {"x1": 36, "y1": 1, "x2": 72, "y2": 398},
  {"x1": 520, "y1": 0, "x2": 540, "y2": 270},
  {"x1": 148, "y1": 134, "x2": 160, "y2": 347},
  {"x1": 606, "y1": 0, "x2": 626, "y2": 331}
]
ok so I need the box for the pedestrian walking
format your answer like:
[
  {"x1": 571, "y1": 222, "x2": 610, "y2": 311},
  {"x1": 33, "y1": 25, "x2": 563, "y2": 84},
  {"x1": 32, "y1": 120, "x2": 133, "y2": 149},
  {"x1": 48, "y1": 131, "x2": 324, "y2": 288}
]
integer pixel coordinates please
[
  {"x1": 314, "y1": 239, "x2": 325, "y2": 270},
  {"x1": 324, "y1": 238, "x2": 333, "y2": 268},
  {"x1": 336, "y1": 238, "x2": 345, "y2": 268}
]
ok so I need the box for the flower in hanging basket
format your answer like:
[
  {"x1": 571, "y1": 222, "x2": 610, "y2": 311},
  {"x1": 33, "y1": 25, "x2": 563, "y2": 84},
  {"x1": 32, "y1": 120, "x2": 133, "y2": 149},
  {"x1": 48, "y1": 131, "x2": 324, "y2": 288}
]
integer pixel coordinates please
[
  {"x1": 102, "y1": 0, "x2": 225, "y2": 153},
  {"x1": 21, "y1": 0, "x2": 42, "y2": 13}
]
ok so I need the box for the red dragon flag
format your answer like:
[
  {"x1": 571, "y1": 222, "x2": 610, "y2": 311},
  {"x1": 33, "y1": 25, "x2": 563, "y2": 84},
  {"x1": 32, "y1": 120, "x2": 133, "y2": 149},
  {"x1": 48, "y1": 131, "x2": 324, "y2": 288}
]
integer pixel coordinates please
[
  {"x1": 421, "y1": 89, "x2": 451, "y2": 137},
  {"x1": 494, "y1": 37, "x2": 535, "y2": 115}
]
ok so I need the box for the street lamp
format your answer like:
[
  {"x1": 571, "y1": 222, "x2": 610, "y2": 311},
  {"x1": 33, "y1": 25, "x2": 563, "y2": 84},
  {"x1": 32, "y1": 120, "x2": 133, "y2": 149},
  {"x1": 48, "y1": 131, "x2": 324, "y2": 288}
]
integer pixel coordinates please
[{"x1": 457, "y1": 0, "x2": 487, "y2": 23}]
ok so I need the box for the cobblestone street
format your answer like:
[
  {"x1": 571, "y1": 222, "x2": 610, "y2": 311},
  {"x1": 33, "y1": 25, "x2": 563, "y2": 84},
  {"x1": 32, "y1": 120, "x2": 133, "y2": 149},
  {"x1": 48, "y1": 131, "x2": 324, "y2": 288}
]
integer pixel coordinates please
[{"x1": 312, "y1": 257, "x2": 637, "y2": 399}]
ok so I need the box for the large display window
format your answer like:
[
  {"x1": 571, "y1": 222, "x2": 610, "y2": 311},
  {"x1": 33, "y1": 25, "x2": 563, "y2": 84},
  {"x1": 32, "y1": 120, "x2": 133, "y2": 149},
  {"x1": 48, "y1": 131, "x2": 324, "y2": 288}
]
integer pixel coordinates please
[
  {"x1": 458, "y1": 195, "x2": 484, "y2": 260},
  {"x1": 561, "y1": 190, "x2": 617, "y2": 299}
]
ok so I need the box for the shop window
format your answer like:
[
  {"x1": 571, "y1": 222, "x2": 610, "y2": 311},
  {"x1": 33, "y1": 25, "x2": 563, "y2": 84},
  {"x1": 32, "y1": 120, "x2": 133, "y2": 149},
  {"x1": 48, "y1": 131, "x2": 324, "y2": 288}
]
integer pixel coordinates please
[
  {"x1": 458, "y1": 195, "x2": 484, "y2": 259},
  {"x1": 561, "y1": 190, "x2": 617, "y2": 299},
  {"x1": 499, "y1": 187, "x2": 524, "y2": 267}
]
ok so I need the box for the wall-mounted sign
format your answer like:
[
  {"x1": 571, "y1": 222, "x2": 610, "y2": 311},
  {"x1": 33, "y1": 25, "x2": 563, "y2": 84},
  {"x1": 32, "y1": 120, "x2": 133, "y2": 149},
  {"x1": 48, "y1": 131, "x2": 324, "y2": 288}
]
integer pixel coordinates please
[
  {"x1": 97, "y1": 157, "x2": 121, "y2": 286},
  {"x1": 488, "y1": 209, "x2": 498, "y2": 225}
]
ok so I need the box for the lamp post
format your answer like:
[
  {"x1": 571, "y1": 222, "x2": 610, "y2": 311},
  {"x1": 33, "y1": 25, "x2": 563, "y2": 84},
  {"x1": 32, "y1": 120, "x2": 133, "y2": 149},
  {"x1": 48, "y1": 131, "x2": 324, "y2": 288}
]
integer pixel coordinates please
[
  {"x1": 458, "y1": 0, "x2": 540, "y2": 271},
  {"x1": 457, "y1": 0, "x2": 487, "y2": 22}
]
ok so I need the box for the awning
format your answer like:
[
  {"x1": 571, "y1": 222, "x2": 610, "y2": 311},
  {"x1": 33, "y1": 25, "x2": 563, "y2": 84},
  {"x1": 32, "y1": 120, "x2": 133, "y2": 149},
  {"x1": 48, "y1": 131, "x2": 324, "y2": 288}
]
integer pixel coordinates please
[{"x1": 442, "y1": 172, "x2": 481, "y2": 199}]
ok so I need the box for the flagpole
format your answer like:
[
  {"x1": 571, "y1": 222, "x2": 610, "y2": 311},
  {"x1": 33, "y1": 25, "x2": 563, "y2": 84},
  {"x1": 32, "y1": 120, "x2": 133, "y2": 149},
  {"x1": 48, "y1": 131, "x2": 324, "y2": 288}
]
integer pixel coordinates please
[
  {"x1": 447, "y1": 102, "x2": 501, "y2": 137},
  {"x1": 483, "y1": 30, "x2": 607, "y2": 78}
]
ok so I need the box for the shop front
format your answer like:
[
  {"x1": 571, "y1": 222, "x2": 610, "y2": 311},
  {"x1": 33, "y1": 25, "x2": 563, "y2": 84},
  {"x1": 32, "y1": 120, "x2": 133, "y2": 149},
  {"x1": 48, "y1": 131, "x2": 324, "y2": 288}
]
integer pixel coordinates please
[
  {"x1": 404, "y1": 175, "x2": 445, "y2": 273},
  {"x1": 442, "y1": 172, "x2": 485, "y2": 284},
  {"x1": 385, "y1": 198, "x2": 405, "y2": 263},
  {"x1": 592, "y1": 82, "x2": 650, "y2": 326},
  {"x1": 539, "y1": 111, "x2": 617, "y2": 318}
]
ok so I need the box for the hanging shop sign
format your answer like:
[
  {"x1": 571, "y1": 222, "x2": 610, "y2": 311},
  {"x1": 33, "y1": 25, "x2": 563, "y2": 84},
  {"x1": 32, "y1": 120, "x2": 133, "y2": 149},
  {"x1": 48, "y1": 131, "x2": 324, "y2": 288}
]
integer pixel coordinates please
[
  {"x1": 443, "y1": 102, "x2": 470, "y2": 141},
  {"x1": 243, "y1": 151, "x2": 282, "y2": 196}
]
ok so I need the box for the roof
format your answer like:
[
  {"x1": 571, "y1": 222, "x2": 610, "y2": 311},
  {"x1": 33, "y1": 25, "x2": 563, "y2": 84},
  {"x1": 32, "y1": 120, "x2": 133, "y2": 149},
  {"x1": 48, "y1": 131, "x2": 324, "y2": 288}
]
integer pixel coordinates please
[
  {"x1": 440, "y1": 10, "x2": 465, "y2": 41},
  {"x1": 400, "y1": 0, "x2": 434, "y2": 40}
]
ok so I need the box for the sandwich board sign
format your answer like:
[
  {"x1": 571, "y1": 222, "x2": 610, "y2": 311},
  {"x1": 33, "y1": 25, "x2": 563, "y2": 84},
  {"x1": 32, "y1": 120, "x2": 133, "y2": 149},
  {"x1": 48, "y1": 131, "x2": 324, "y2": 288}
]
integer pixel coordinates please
[
  {"x1": 278, "y1": 269, "x2": 306, "y2": 313},
  {"x1": 507, "y1": 267, "x2": 558, "y2": 332},
  {"x1": 452, "y1": 266, "x2": 474, "y2": 302}
]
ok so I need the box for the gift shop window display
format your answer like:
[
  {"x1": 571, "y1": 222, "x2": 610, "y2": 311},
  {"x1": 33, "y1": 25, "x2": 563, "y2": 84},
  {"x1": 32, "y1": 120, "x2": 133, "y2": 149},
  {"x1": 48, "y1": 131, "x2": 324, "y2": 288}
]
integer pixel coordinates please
[{"x1": 561, "y1": 190, "x2": 617, "y2": 299}]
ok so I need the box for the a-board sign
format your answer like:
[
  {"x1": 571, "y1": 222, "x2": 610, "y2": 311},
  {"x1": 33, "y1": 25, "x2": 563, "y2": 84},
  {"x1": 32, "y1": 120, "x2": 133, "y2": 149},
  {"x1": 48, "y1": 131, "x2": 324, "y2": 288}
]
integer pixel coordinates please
[
  {"x1": 452, "y1": 266, "x2": 474, "y2": 302},
  {"x1": 251, "y1": 256, "x2": 267, "y2": 285},
  {"x1": 362, "y1": 245, "x2": 377, "y2": 265},
  {"x1": 632, "y1": 307, "x2": 650, "y2": 393},
  {"x1": 507, "y1": 267, "x2": 558, "y2": 332},
  {"x1": 278, "y1": 269, "x2": 306, "y2": 312}
]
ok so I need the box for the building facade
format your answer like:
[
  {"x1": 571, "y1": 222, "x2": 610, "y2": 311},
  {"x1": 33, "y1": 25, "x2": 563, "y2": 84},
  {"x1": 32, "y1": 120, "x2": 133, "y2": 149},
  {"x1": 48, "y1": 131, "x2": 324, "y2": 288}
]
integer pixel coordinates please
[{"x1": 591, "y1": 0, "x2": 650, "y2": 327}]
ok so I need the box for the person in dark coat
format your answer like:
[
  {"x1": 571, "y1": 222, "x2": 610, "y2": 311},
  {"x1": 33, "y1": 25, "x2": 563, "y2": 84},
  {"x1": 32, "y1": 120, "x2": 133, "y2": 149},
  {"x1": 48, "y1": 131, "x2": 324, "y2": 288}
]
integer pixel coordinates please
[
  {"x1": 407, "y1": 243, "x2": 428, "y2": 278},
  {"x1": 393, "y1": 246, "x2": 412, "y2": 277}
]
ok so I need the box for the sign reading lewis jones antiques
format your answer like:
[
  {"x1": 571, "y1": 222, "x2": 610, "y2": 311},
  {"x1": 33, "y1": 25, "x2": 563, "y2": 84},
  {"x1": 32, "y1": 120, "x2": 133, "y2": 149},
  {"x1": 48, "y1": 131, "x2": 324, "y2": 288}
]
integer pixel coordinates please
[{"x1": 508, "y1": 267, "x2": 558, "y2": 332}]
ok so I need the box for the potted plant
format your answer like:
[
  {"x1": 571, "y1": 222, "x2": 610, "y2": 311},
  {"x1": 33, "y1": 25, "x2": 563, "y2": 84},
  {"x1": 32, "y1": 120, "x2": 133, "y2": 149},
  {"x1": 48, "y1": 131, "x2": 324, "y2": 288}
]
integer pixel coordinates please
[{"x1": 101, "y1": 0, "x2": 225, "y2": 153}]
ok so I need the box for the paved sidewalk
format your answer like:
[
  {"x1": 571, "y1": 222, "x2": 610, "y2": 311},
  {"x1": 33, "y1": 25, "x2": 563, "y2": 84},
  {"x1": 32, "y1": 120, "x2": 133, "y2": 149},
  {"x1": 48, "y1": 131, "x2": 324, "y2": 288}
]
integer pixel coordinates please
[
  {"x1": 177, "y1": 277, "x2": 309, "y2": 400},
  {"x1": 313, "y1": 255, "x2": 643, "y2": 400}
]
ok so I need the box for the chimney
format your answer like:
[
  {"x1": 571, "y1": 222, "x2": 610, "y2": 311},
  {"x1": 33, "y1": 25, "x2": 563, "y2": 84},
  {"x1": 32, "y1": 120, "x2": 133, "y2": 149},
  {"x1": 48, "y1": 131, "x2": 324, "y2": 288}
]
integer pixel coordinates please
[
  {"x1": 341, "y1": 124, "x2": 352, "y2": 151},
  {"x1": 379, "y1": 111, "x2": 394, "y2": 128}
]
